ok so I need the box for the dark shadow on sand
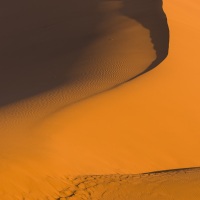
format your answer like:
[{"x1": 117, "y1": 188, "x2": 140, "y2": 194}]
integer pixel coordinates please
[
  {"x1": 141, "y1": 167, "x2": 200, "y2": 175},
  {"x1": 121, "y1": 0, "x2": 169, "y2": 79},
  {"x1": 0, "y1": 0, "x2": 169, "y2": 107},
  {"x1": 0, "y1": 0, "x2": 102, "y2": 107}
]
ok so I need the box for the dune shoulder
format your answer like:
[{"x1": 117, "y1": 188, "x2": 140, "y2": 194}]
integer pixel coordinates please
[{"x1": 0, "y1": 0, "x2": 200, "y2": 199}]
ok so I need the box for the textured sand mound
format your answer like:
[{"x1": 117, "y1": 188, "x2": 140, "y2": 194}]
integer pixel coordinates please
[
  {"x1": 64, "y1": 168, "x2": 200, "y2": 200},
  {"x1": 1, "y1": 0, "x2": 200, "y2": 199},
  {"x1": 0, "y1": 0, "x2": 168, "y2": 113},
  {"x1": 45, "y1": 168, "x2": 200, "y2": 200},
  {"x1": 2, "y1": 168, "x2": 200, "y2": 199}
]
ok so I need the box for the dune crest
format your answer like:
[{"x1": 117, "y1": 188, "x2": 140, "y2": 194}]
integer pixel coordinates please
[
  {"x1": 0, "y1": 0, "x2": 168, "y2": 124},
  {"x1": 1, "y1": 0, "x2": 200, "y2": 199}
]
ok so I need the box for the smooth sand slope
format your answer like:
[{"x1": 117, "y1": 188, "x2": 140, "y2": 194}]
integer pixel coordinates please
[{"x1": 0, "y1": 0, "x2": 200, "y2": 199}]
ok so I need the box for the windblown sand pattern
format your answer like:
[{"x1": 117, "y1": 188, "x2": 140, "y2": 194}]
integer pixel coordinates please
[
  {"x1": 1, "y1": 0, "x2": 200, "y2": 199},
  {"x1": 1, "y1": 168, "x2": 200, "y2": 199},
  {"x1": 0, "y1": 0, "x2": 168, "y2": 115}
]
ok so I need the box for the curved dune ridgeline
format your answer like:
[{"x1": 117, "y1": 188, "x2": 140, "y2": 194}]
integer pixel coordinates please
[
  {"x1": 121, "y1": 0, "x2": 169, "y2": 75},
  {"x1": 27, "y1": 167, "x2": 200, "y2": 200},
  {"x1": 1, "y1": 0, "x2": 200, "y2": 199},
  {"x1": 0, "y1": 0, "x2": 169, "y2": 136},
  {"x1": 0, "y1": 0, "x2": 168, "y2": 109}
]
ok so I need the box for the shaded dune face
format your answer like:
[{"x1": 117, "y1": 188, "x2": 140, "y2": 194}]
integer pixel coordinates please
[
  {"x1": 0, "y1": 0, "x2": 102, "y2": 107},
  {"x1": 121, "y1": 0, "x2": 169, "y2": 75},
  {"x1": 0, "y1": 0, "x2": 169, "y2": 109}
]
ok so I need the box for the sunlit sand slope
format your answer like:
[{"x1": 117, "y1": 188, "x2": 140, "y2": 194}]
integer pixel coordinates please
[
  {"x1": 0, "y1": 0, "x2": 200, "y2": 199},
  {"x1": 34, "y1": 168, "x2": 200, "y2": 200},
  {"x1": 2, "y1": 168, "x2": 200, "y2": 200}
]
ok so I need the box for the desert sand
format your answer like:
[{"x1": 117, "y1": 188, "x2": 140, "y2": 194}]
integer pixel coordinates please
[{"x1": 0, "y1": 0, "x2": 200, "y2": 199}]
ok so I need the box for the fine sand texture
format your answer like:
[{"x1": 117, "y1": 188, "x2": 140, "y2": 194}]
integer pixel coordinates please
[
  {"x1": 0, "y1": 0, "x2": 168, "y2": 111},
  {"x1": 0, "y1": 0, "x2": 200, "y2": 199}
]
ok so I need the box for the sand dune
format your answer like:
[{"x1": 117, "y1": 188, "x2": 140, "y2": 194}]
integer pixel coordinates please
[
  {"x1": 1, "y1": 167, "x2": 200, "y2": 199},
  {"x1": 33, "y1": 168, "x2": 200, "y2": 200},
  {"x1": 0, "y1": 0, "x2": 168, "y2": 116},
  {"x1": 0, "y1": 0, "x2": 200, "y2": 199}
]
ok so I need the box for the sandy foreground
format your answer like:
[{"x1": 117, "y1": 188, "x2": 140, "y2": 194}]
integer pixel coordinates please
[{"x1": 0, "y1": 0, "x2": 200, "y2": 199}]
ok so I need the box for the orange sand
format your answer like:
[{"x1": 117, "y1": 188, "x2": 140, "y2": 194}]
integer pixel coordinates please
[{"x1": 0, "y1": 0, "x2": 200, "y2": 199}]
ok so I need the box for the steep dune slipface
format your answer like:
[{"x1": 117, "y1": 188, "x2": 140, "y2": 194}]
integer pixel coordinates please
[
  {"x1": 2, "y1": 0, "x2": 200, "y2": 199},
  {"x1": 0, "y1": 1, "x2": 168, "y2": 195},
  {"x1": 121, "y1": 0, "x2": 169, "y2": 74},
  {"x1": 0, "y1": 0, "x2": 168, "y2": 122}
]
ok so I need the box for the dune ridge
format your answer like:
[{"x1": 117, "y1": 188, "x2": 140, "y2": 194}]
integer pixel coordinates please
[
  {"x1": 0, "y1": 0, "x2": 168, "y2": 118},
  {"x1": 1, "y1": 0, "x2": 200, "y2": 199},
  {"x1": 1, "y1": 167, "x2": 200, "y2": 200}
]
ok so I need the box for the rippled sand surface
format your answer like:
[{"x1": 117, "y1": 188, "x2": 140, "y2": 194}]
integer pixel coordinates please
[{"x1": 0, "y1": 0, "x2": 200, "y2": 199}]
